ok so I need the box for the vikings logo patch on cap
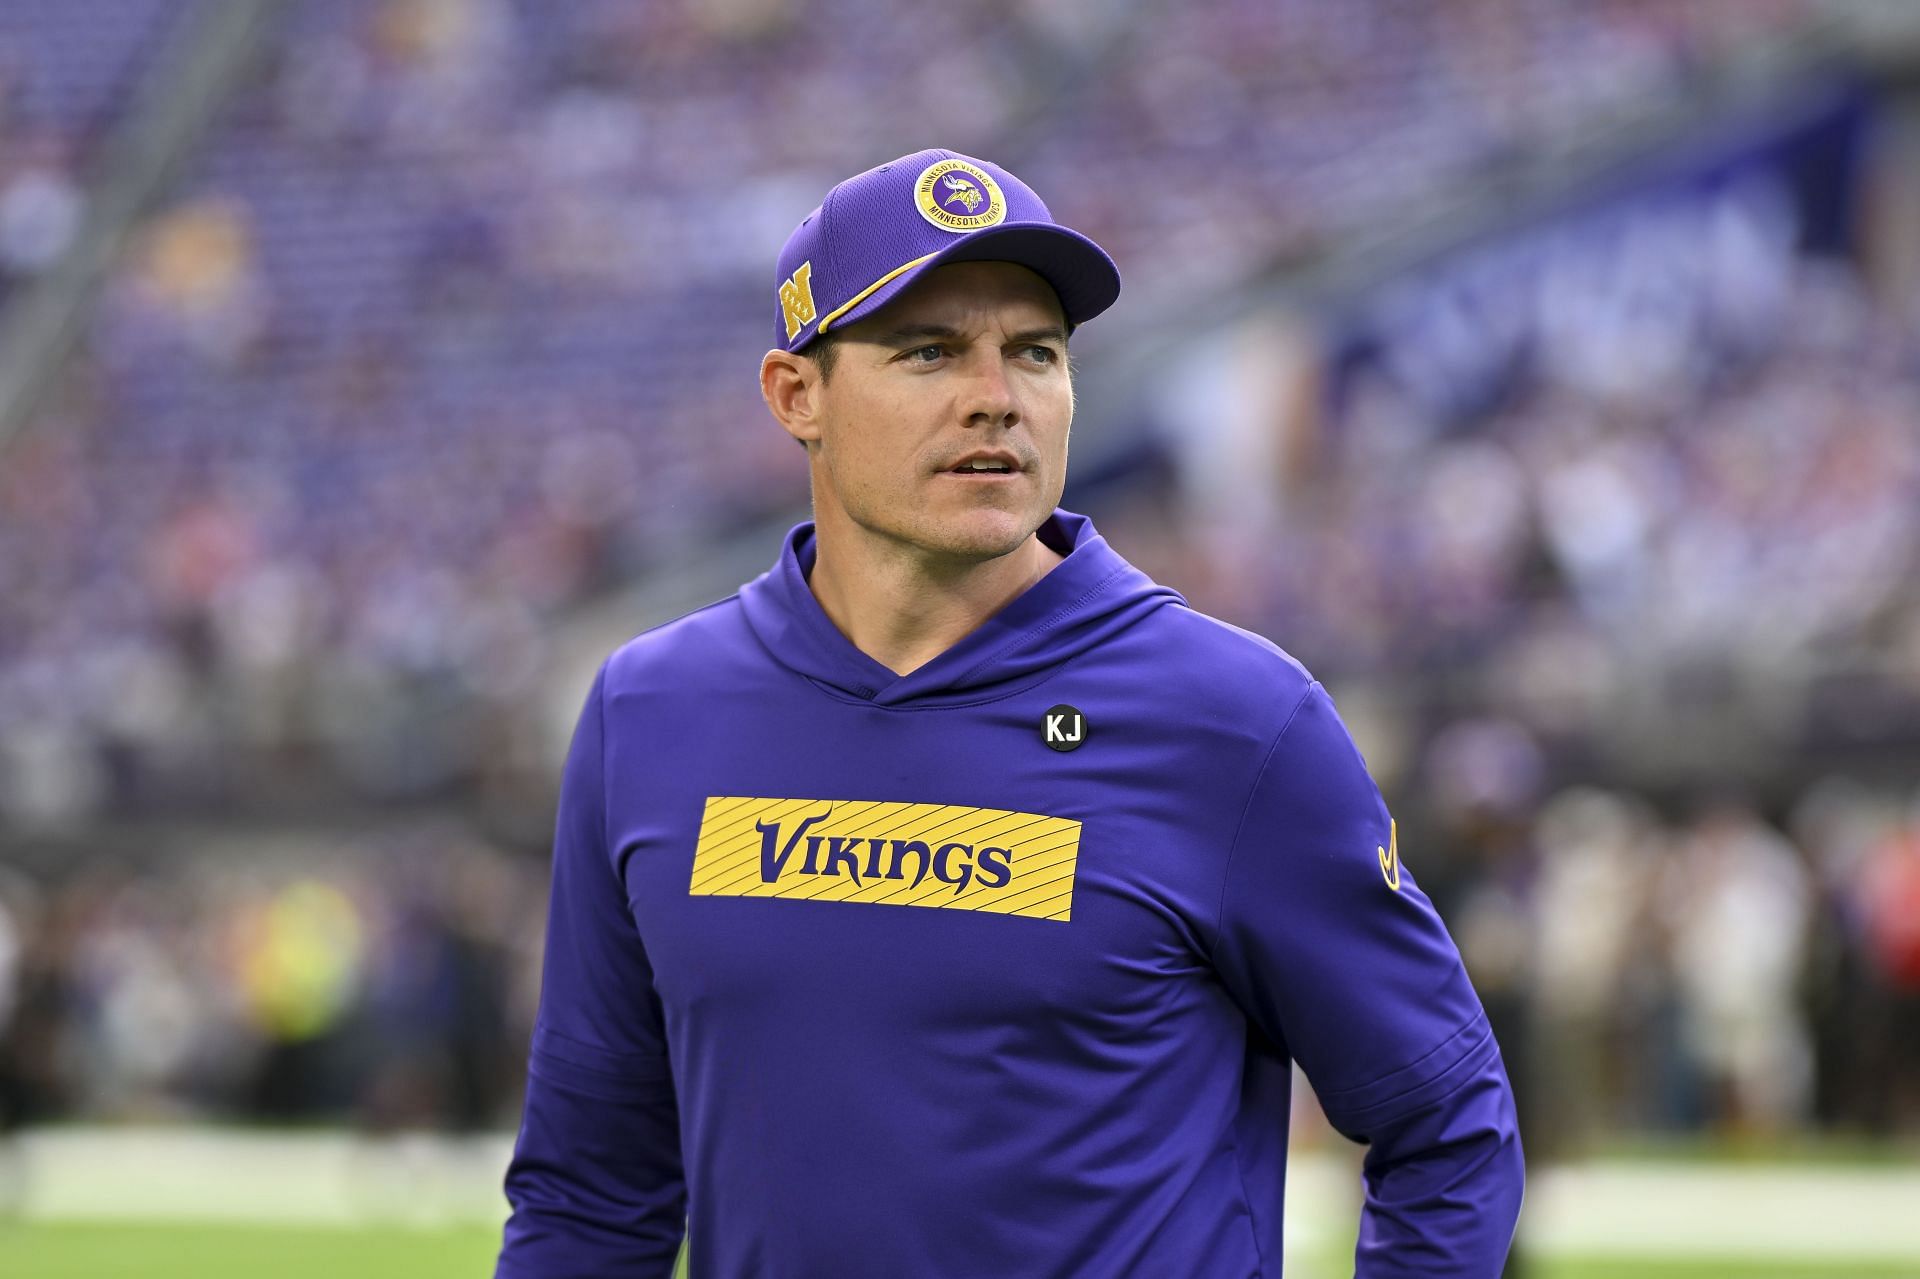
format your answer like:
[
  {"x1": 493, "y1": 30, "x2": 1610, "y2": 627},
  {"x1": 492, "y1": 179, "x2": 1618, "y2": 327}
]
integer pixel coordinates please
[
  {"x1": 915, "y1": 158, "x2": 1006, "y2": 233},
  {"x1": 770, "y1": 147, "x2": 1120, "y2": 353}
]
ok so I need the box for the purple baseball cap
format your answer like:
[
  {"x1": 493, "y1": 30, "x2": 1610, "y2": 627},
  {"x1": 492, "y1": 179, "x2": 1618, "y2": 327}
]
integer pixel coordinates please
[{"x1": 771, "y1": 148, "x2": 1120, "y2": 354}]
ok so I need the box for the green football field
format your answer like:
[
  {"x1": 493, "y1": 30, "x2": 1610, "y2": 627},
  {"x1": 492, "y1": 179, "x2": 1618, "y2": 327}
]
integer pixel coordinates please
[
  {"x1": 8, "y1": 1129, "x2": 1917, "y2": 1277},
  {"x1": 4, "y1": 1223, "x2": 1918, "y2": 1279}
]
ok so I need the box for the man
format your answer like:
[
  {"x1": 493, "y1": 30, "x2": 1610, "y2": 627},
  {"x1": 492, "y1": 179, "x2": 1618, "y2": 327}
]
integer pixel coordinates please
[{"x1": 497, "y1": 149, "x2": 1523, "y2": 1277}]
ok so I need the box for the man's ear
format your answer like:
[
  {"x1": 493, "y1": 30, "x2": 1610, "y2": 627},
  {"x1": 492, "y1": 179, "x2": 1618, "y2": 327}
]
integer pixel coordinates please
[{"x1": 761, "y1": 349, "x2": 823, "y2": 448}]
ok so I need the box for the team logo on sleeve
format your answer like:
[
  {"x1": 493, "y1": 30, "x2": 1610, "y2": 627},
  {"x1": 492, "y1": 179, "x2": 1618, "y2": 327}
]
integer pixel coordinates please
[
  {"x1": 914, "y1": 160, "x2": 1006, "y2": 232},
  {"x1": 1378, "y1": 819, "x2": 1402, "y2": 892},
  {"x1": 688, "y1": 796, "x2": 1080, "y2": 921}
]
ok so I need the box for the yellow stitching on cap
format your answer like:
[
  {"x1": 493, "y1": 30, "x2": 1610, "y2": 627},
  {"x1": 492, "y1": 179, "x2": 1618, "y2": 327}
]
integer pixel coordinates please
[{"x1": 816, "y1": 252, "x2": 940, "y2": 334}]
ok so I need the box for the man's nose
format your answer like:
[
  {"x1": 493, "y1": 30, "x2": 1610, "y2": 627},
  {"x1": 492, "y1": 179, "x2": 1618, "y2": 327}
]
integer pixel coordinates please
[{"x1": 961, "y1": 351, "x2": 1020, "y2": 429}]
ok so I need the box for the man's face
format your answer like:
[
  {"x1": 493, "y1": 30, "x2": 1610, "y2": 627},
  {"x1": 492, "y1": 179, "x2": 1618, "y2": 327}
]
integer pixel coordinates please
[{"x1": 799, "y1": 260, "x2": 1073, "y2": 565}]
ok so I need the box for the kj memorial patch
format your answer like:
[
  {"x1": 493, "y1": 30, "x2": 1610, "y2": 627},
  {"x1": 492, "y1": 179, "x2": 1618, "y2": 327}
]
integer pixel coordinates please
[{"x1": 688, "y1": 796, "x2": 1081, "y2": 921}]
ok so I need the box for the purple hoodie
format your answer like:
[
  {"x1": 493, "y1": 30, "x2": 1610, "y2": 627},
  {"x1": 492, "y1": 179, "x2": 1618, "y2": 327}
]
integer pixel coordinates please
[{"x1": 498, "y1": 509, "x2": 1522, "y2": 1278}]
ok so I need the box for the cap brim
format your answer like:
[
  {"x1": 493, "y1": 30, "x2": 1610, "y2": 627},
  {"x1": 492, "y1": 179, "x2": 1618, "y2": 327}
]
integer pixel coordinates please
[{"x1": 812, "y1": 222, "x2": 1120, "y2": 344}]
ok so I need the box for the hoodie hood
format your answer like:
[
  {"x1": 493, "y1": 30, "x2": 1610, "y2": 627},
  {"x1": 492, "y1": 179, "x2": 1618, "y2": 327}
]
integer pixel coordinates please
[{"x1": 738, "y1": 509, "x2": 1183, "y2": 708}]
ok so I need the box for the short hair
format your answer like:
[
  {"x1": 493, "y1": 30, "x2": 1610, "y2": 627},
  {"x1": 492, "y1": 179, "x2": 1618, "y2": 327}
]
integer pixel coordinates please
[{"x1": 806, "y1": 330, "x2": 842, "y2": 382}]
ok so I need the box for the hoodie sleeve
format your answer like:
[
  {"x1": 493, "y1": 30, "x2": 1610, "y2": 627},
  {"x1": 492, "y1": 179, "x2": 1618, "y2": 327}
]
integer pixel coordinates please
[
  {"x1": 1210, "y1": 683, "x2": 1523, "y2": 1278},
  {"x1": 497, "y1": 664, "x2": 686, "y2": 1278}
]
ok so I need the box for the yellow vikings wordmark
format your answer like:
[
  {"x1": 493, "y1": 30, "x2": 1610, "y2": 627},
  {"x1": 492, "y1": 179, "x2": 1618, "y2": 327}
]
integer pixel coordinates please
[{"x1": 688, "y1": 796, "x2": 1082, "y2": 922}]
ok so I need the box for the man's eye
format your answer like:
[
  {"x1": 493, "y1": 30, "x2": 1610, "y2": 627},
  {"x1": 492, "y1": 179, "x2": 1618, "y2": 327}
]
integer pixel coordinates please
[
  {"x1": 1024, "y1": 345, "x2": 1058, "y2": 364},
  {"x1": 906, "y1": 345, "x2": 944, "y2": 363}
]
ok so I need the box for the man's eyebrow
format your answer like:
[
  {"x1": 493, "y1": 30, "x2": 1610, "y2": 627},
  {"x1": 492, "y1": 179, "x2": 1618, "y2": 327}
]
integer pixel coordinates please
[
  {"x1": 870, "y1": 323, "x2": 1069, "y2": 346},
  {"x1": 872, "y1": 323, "x2": 964, "y2": 345}
]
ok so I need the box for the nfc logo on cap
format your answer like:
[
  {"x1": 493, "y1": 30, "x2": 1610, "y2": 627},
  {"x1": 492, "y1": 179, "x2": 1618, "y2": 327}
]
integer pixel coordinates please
[
  {"x1": 779, "y1": 260, "x2": 817, "y2": 341},
  {"x1": 1042, "y1": 704, "x2": 1086, "y2": 752}
]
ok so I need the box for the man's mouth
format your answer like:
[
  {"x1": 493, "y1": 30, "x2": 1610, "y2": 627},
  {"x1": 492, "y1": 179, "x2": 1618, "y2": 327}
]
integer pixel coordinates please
[{"x1": 945, "y1": 452, "x2": 1022, "y2": 476}]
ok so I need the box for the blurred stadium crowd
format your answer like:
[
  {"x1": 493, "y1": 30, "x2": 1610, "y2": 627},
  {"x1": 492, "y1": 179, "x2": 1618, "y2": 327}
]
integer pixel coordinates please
[
  {"x1": 2, "y1": 780, "x2": 1918, "y2": 1147},
  {"x1": 0, "y1": 0, "x2": 1840, "y2": 821},
  {"x1": 0, "y1": 829, "x2": 540, "y2": 1133},
  {"x1": 1123, "y1": 258, "x2": 1920, "y2": 704},
  {"x1": 0, "y1": 0, "x2": 170, "y2": 298},
  {"x1": 4, "y1": 0, "x2": 1919, "y2": 1156}
]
